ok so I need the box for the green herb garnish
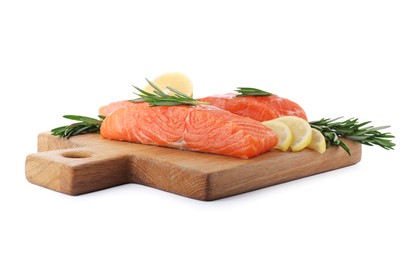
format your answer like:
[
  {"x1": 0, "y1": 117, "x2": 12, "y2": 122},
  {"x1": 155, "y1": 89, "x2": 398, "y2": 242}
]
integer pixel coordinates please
[
  {"x1": 131, "y1": 78, "x2": 208, "y2": 106},
  {"x1": 51, "y1": 115, "x2": 105, "y2": 138},
  {"x1": 235, "y1": 87, "x2": 273, "y2": 96},
  {"x1": 309, "y1": 117, "x2": 395, "y2": 155}
]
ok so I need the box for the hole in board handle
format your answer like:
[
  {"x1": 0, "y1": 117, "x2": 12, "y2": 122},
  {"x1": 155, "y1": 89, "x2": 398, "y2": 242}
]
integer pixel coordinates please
[{"x1": 61, "y1": 151, "x2": 92, "y2": 159}]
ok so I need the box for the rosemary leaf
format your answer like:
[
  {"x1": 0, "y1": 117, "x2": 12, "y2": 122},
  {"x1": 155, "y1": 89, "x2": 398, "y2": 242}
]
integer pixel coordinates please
[
  {"x1": 131, "y1": 79, "x2": 208, "y2": 106},
  {"x1": 51, "y1": 115, "x2": 105, "y2": 138},
  {"x1": 309, "y1": 117, "x2": 395, "y2": 155},
  {"x1": 235, "y1": 87, "x2": 273, "y2": 96}
]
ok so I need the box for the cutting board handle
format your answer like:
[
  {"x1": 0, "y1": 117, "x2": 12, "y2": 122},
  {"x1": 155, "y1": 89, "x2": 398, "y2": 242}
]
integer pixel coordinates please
[{"x1": 25, "y1": 148, "x2": 131, "y2": 195}]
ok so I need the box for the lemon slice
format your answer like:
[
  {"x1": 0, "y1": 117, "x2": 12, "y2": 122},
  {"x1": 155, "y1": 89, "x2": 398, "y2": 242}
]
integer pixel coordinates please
[
  {"x1": 144, "y1": 72, "x2": 193, "y2": 97},
  {"x1": 273, "y1": 116, "x2": 312, "y2": 152},
  {"x1": 307, "y1": 128, "x2": 326, "y2": 154},
  {"x1": 262, "y1": 120, "x2": 293, "y2": 151}
]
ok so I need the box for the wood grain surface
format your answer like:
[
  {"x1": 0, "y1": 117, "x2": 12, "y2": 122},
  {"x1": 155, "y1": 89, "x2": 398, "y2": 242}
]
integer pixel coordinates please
[{"x1": 25, "y1": 132, "x2": 362, "y2": 200}]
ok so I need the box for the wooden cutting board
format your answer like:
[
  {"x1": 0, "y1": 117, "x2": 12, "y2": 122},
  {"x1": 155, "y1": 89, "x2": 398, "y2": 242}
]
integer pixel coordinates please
[{"x1": 25, "y1": 132, "x2": 362, "y2": 201}]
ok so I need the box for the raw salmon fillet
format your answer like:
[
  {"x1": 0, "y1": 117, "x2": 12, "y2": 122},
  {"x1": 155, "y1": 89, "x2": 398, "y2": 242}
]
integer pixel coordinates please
[
  {"x1": 100, "y1": 102, "x2": 278, "y2": 159},
  {"x1": 198, "y1": 93, "x2": 307, "y2": 121},
  {"x1": 99, "y1": 94, "x2": 307, "y2": 122}
]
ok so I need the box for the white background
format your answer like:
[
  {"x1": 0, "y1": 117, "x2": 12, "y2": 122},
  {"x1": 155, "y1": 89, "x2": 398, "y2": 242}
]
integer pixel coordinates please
[{"x1": 1, "y1": 0, "x2": 414, "y2": 259}]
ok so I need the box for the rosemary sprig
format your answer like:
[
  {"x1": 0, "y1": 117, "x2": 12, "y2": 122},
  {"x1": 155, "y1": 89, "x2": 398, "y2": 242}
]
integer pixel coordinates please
[
  {"x1": 51, "y1": 115, "x2": 105, "y2": 138},
  {"x1": 235, "y1": 87, "x2": 273, "y2": 96},
  {"x1": 309, "y1": 117, "x2": 395, "y2": 155},
  {"x1": 131, "y1": 78, "x2": 208, "y2": 106}
]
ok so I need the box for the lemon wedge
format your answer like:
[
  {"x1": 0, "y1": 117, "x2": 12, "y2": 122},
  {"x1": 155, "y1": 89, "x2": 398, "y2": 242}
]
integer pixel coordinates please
[
  {"x1": 273, "y1": 116, "x2": 312, "y2": 152},
  {"x1": 262, "y1": 120, "x2": 293, "y2": 151},
  {"x1": 144, "y1": 72, "x2": 193, "y2": 97},
  {"x1": 307, "y1": 128, "x2": 326, "y2": 154}
]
